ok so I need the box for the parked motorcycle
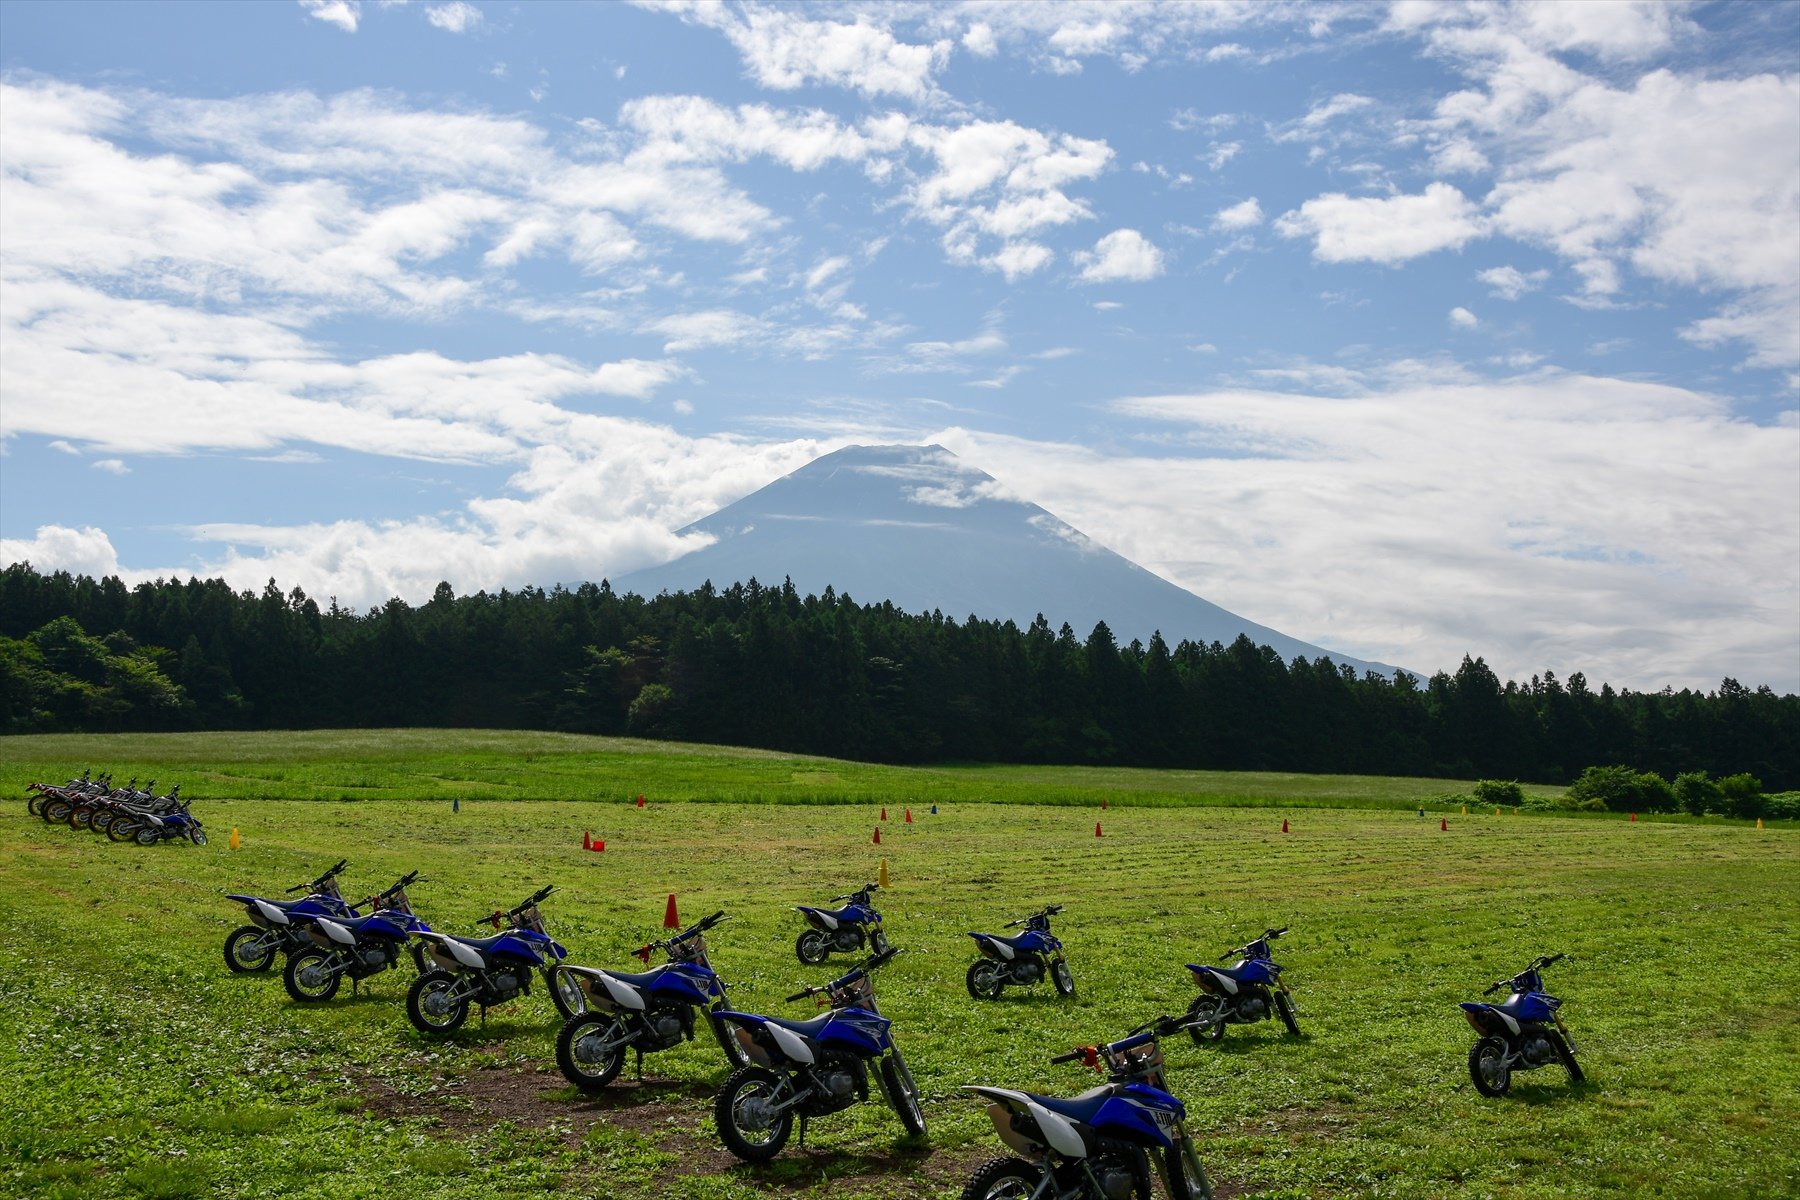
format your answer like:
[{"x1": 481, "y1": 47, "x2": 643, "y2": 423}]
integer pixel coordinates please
[
  {"x1": 283, "y1": 871, "x2": 433, "y2": 1002},
  {"x1": 26, "y1": 770, "x2": 98, "y2": 818},
  {"x1": 959, "y1": 1012, "x2": 1215, "y2": 1200},
  {"x1": 36, "y1": 773, "x2": 111, "y2": 824},
  {"x1": 117, "y1": 796, "x2": 206, "y2": 846},
  {"x1": 711, "y1": 947, "x2": 925, "y2": 1162},
  {"x1": 222, "y1": 860, "x2": 360, "y2": 973},
  {"x1": 1185, "y1": 926, "x2": 1300, "y2": 1043},
  {"x1": 87, "y1": 782, "x2": 176, "y2": 836},
  {"x1": 554, "y1": 909, "x2": 751, "y2": 1089},
  {"x1": 404, "y1": 885, "x2": 583, "y2": 1035},
  {"x1": 794, "y1": 882, "x2": 891, "y2": 964},
  {"x1": 965, "y1": 905, "x2": 1073, "y2": 1000},
  {"x1": 1460, "y1": 953, "x2": 1584, "y2": 1096}
]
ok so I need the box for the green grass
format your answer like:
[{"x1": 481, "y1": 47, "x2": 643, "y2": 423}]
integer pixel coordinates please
[
  {"x1": 1, "y1": 732, "x2": 1796, "y2": 1199},
  {"x1": 0, "y1": 728, "x2": 1562, "y2": 809}
]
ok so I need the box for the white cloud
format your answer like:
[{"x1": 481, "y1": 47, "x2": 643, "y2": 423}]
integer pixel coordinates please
[
  {"x1": 1276, "y1": 183, "x2": 1485, "y2": 264},
  {"x1": 1449, "y1": 306, "x2": 1478, "y2": 328},
  {"x1": 1478, "y1": 265, "x2": 1550, "y2": 300},
  {"x1": 1093, "y1": 300, "x2": 1122, "y2": 311},
  {"x1": 645, "y1": 310, "x2": 765, "y2": 353},
  {"x1": 424, "y1": 2, "x2": 482, "y2": 34},
  {"x1": 962, "y1": 21, "x2": 998, "y2": 57},
  {"x1": 1212, "y1": 197, "x2": 1263, "y2": 231},
  {"x1": 299, "y1": 0, "x2": 360, "y2": 33},
  {"x1": 930, "y1": 369, "x2": 1798, "y2": 690},
  {"x1": 1, "y1": 525, "x2": 124, "y2": 578},
  {"x1": 660, "y1": 3, "x2": 951, "y2": 100},
  {"x1": 985, "y1": 241, "x2": 1054, "y2": 280},
  {"x1": 1075, "y1": 229, "x2": 1165, "y2": 283},
  {"x1": 91, "y1": 458, "x2": 130, "y2": 475}
]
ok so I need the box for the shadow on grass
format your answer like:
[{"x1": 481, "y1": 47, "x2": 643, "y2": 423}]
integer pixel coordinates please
[{"x1": 729, "y1": 1137, "x2": 934, "y2": 1184}]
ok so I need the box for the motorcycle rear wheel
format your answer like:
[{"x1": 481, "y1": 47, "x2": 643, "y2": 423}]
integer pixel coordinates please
[
  {"x1": 714, "y1": 1065, "x2": 792, "y2": 1162},
  {"x1": 224, "y1": 925, "x2": 277, "y2": 973},
  {"x1": 44, "y1": 798, "x2": 73, "y2": 824},
  {"x1": 1275, "y1": 991, "x2": 1301, "y2": 1036},
  {"x1": 881, "y1": 1050, "x2": 927, "y2": 1138},
  {"x1": 966, "y1": 960, "x2": 1005, "y2": 1000},
  {"x1": 795, "y1": 929, "x2": 830, "y2": 965},
  {"x1": 284, "y1": 950, "x2": 343, "y2": 1003},
  {"x1": 91, "y1": 809, "x2": 115, "y2": 833},
  {"x1": 27, "y1": 794, "x2": 45, "y2": 817},
  {"x1": 134, "y1": 824, "x2": 162, "y2": 846},
  {"x1": 546, "y1": 964, "x2": 586, "y2": 1019},
  {"x1": 960, "y1": 1157, "x2": 1043, "y2": 1200},
  {"x1": 555, "y1": 1013, "x2": 626, "y2": 1091},
  {"x1": 1469, "y1": 1037, "x2": 1511, "y2": 1096},
  {"x1": 107, "y1": 817, "x2": 139, "y2": 843},
  {"x1": 406, "y1": 970, "x2": 469, "y2": 1035},
  {"x1": 69, "y1": 805, "x2": 94, "y2": 830},
  {"x1": 1186, "y1": 994, "x2": 1228, "y2": 1044}
]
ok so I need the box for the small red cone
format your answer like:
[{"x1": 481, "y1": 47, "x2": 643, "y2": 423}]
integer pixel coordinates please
[
  {"x1": 1441, "y1": 817, "x2": 1449, "y2": 831},
  {"x1": 1095, "y1": 822, "x2": 1104, "y2": 837},
  {"x1": 904, "y1": 807, "x2": 913, "y2": 824},
  {"x1": 592, "y1": 839, "x2": 605, "y2": 852},
  {"x1": 663, "y1": 893, "x2": 679, "y2": 928},
  {"x1": 1630, "y1": 812, "x2": 1637, "y2": 822},
  {"x1": 636, "y1": 794, "x2": 645, "y2": 808},
  {"x1": 1102, "y1": 797, "x2": 1108, "y2": 810},
  {"x1": 583, "y1": 830, "x2": 592, "y2": 849},
  {"x1": 1281, "y1": 818, "x2": 1289, "y2": 834},
  {"x1": 873, "y1": 826, "x2": 882, "y2": 845},
  {"x1": 880, "y1": 807, "x2": 888, "y2": 821}
]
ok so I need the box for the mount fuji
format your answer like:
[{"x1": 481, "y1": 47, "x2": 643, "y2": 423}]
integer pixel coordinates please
[{"x1": 611, "y1": 445, "x2": 1401, "y2": 676}]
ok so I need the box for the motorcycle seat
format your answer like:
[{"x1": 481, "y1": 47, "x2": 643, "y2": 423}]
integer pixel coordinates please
[
  {"x1": 759, "y1": 1012, "x2": 838, "y2": 1039},
  {"x1": 600, "y1": 967, "x2": 670, "y2": 990},
  {"x1": 1028, "y1": 1086, "x2": 1113, "y2": 1123},
  {"x1": 974, "y1": 931, "x2": 1039, "y2": 951},
  {"x1": 799, "y1": 904, "x2": 864, "y2": 923},
  {"x1": 1195, "y1": 960, "x2": 1268, "y2": 981},
  {"x1": 330, "y1": 913, "x2": 407, "y2": 935},
  {"x1": 444, "y1": 933, "x2": 521, "y2": 952}
]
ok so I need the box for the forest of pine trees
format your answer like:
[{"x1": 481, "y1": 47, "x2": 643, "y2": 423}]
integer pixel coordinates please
[{"x1": 1, "y1": 562, "x2": 1794, "y2": 789}]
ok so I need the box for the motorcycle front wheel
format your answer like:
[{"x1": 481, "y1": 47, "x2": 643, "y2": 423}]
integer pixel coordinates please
[
  {"x1": 224, "y1": 925, "x2": 277, "y2": 973},
  {"x1": 1186, "y1": 994, "x2": 1228, "y2": 1045},
  {"x1": 1164, "y1": 1141, "x2": 1216, "y2": 1200},
  {"x1": 714, "y1": 1065, "x2": 793, "y2": 1162},
  {"x1": 710, "y1": 1011, "x2": 753, "y2": 1069},
  {"x1": 965, "y1": 960, "x2": 1004, "y2": 1000},
  {"x1": 1275, "y1": 991, "x2": 1301, "y2": 1036},
  {"x1": 406, "y1": 970, "x2": 469, "y2": 1035},
  {"x1": 795, "y1": 929, "x2": 830, "y2": 965},
  {"x1": 1469, "y1": 1037, "x2": 1511, "y2": 1096},
  {"x1": 1051, "y1": 960, "x2": 1076, "y2": 997},
  {"x1": 546, "y1": 965, "x2": 586, "y2": 1020},
  {"x1": 555, "y1": 1013, "x2": 627, "y2": 1091},
  {"x1": 881, "y1": 1050, "x2": 927, "y2": 1138},
  {"x1": 959, "y1": 1156, "x2": 1043, "y2": 1200},
  {"x1": 189, "y1": 828, "x2": 208, "y2": 846},
  {"x1": 284, "y1": 950, "x2": 343, "y2": 1003},
  {"x1": 1553, "y1": 1033, "x2": 1585, "y2": 1084}
]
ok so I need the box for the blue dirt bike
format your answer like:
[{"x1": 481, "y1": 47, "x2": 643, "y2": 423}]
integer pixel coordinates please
[
  {"x1": 282, "y1": 872, "x2": 433, "y2": 1003},
  {"x1": 794, "y1": 882, "x2": 891, "y2": 964},
  {"x1": 405, "y1": 885, "x2": 584, "y2": 1034},
  {"x1": 966, "y1": 905, "x2": 1073, "y2": 1000},
  {"x1": 1185, "y1": 926, "x2": 1300, "y2": 1043},
  {"x1": 1460, "y1": 953, "x2": 1584, "y2": 1096},
  {"x1": 222, "y1": 860, "x2": 359, "y2": 974},
  {"x1": 711, "y1": 948, "x2": 925, "y2": 1161},
  {"x1": 959, "y1": 1012, "x2": 1215, "y2": 1200},
  {"x1": 555, "y1": 910, "x2": 752, "y2": 1089}
]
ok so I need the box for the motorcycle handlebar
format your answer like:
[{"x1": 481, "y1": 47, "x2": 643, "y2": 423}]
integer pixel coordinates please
[
  {"x1": 1484, "y1": 980, "x2": 1506, "y2": 995},
  {"x1": 785, "y1": 987, "x2": 817, "y2": 1003},
  {"x1": 507, "y1": 885, "x2": 553, "y2": 917},
  {"x1": 1049, "y1": 1048, "x2": 1088, "y2": 1064}
]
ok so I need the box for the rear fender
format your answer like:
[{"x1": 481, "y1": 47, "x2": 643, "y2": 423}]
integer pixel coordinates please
[
  {"x1": 965, "y1": 1086, "x2": 1085, "y2": 1159},
  {"x1": 969, "y1": 933, "x2": 1013, "y2": 961}
]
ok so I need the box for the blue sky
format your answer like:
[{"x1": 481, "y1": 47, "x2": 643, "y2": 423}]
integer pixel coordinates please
[{"x1": 1, "y1": 0, "x2": 1796, "y2": 691}]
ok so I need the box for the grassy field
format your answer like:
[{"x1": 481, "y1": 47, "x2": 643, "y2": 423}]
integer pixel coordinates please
[
  {"x1": 0, "y1": 729, "x2": 1565, "y2": 809},
  {"x1": 2, "y1": 733, "x2": 1796, "y2": 1200}
]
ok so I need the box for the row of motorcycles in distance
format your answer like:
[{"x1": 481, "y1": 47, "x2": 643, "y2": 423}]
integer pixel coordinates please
[
  {"x1": 222, "y1": 866, "x2": 1586, "y2": 1200},
  {"x1": 26, "y1": 769, "x2": 206, "y2": 845}
]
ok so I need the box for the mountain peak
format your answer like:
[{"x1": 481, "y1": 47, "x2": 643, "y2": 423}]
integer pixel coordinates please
[{"x1": 615, "y1": 444, "x2": 1398, "y2": 675}]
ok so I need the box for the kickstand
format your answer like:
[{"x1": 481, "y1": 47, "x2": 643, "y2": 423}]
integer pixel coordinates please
[
  {"x1": 797, "y1": 1115, "x2": 809, "y2": 1147},
  {"x1": 634, "y1": 1048, "x2": 645, "y2": 1081},
  {"x1": 479, "y1": 1004, "x2": 488, "y2": 1028}
]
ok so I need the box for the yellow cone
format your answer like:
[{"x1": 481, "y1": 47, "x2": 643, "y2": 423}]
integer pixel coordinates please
[
  {"x1": 878, "y1": 858, "x2": 890, "y2": 888},
  {"x1": 1494, "y1": 807, "x2": 1501, "y2": 817},
  {"x1": 1461, "y1": 805, "x2": 1467, "y2": 816},
  {"x1": 229, "y1": 827, "x2": 241, "y2": 850},
  {"x1": 1757, "y1": 818, "x2": 1765, "y2": 830}
]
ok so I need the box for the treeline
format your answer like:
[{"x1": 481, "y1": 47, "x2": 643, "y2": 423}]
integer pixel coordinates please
[{"x1": 1, "y1": 563, "x2": 1794, "y2": 788}]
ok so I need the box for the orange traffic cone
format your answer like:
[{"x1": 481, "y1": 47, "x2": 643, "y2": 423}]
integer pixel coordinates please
[
  {"x1": 591, "y1": 839, "x2": 605, "y2": 852},
  {"x1": 663, "y1": 894, "x2": 679, "y2": 928},
  {"x1": 636, "y1": 794, "x2": 645, "y2": 808},
  {"x1": 904, "y1": 807, "x2": 913, "y2": 824},
  {"x1": 1441, "y1": 817, "x2": 1449, "y2": 831},
  {"x1": 1102, "y1": 797, "x2": 1108, "y2": 810},
  {"x1": 1095, "y1": 822, "x2": 1104, "y2": 837},
  {"x1": 880, "y1": 807, "x2": 887, "y2": 821},
  {"x1": 583, "y1": 830, "x2": 592, "y2": 849},
  {"x1": 873, "y1": 826, "x2": 882, "y2": 845},
  {"x1": 1630, "y1": 812, "x2": 1638, "y2": 822},
  {"x1": 1281, "y1": 818, "x2": 1289, "y2": 834}
]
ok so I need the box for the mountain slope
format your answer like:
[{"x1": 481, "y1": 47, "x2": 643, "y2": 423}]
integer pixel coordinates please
[{"x1": 612, "y1": 444, "x2": 1401, "y2": 675}]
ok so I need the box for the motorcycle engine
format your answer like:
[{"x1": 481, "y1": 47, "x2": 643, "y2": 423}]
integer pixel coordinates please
[
  {"x1": 1240, "y1": 996, "x2": 1267, "y2": 1021},
  {"x1": 360, "y1": 946, "x2": 391, "y2": 968},
  {"x1": 488, "y1": 968, "x2": 524, "y2": 997},
  {"x1": 1095, "y1": 1157, "x2": 1138, "y2": 1200},
  {"x1": 807, "y1": 1050, "x2": 867, "y2": 1116},
  {"x1": 1009, "y1": 960, "x2": 1043, "y2": 985},
  {"x1": 832, "y1": 927, "x2": 863, "y2": 951},
  {"x1": 1522, "y1": 1034, "x2": 1556, "y2": 1066},
  {"x1": 643, "y1": 1002, "x2": 692, "y2": 1050}
]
